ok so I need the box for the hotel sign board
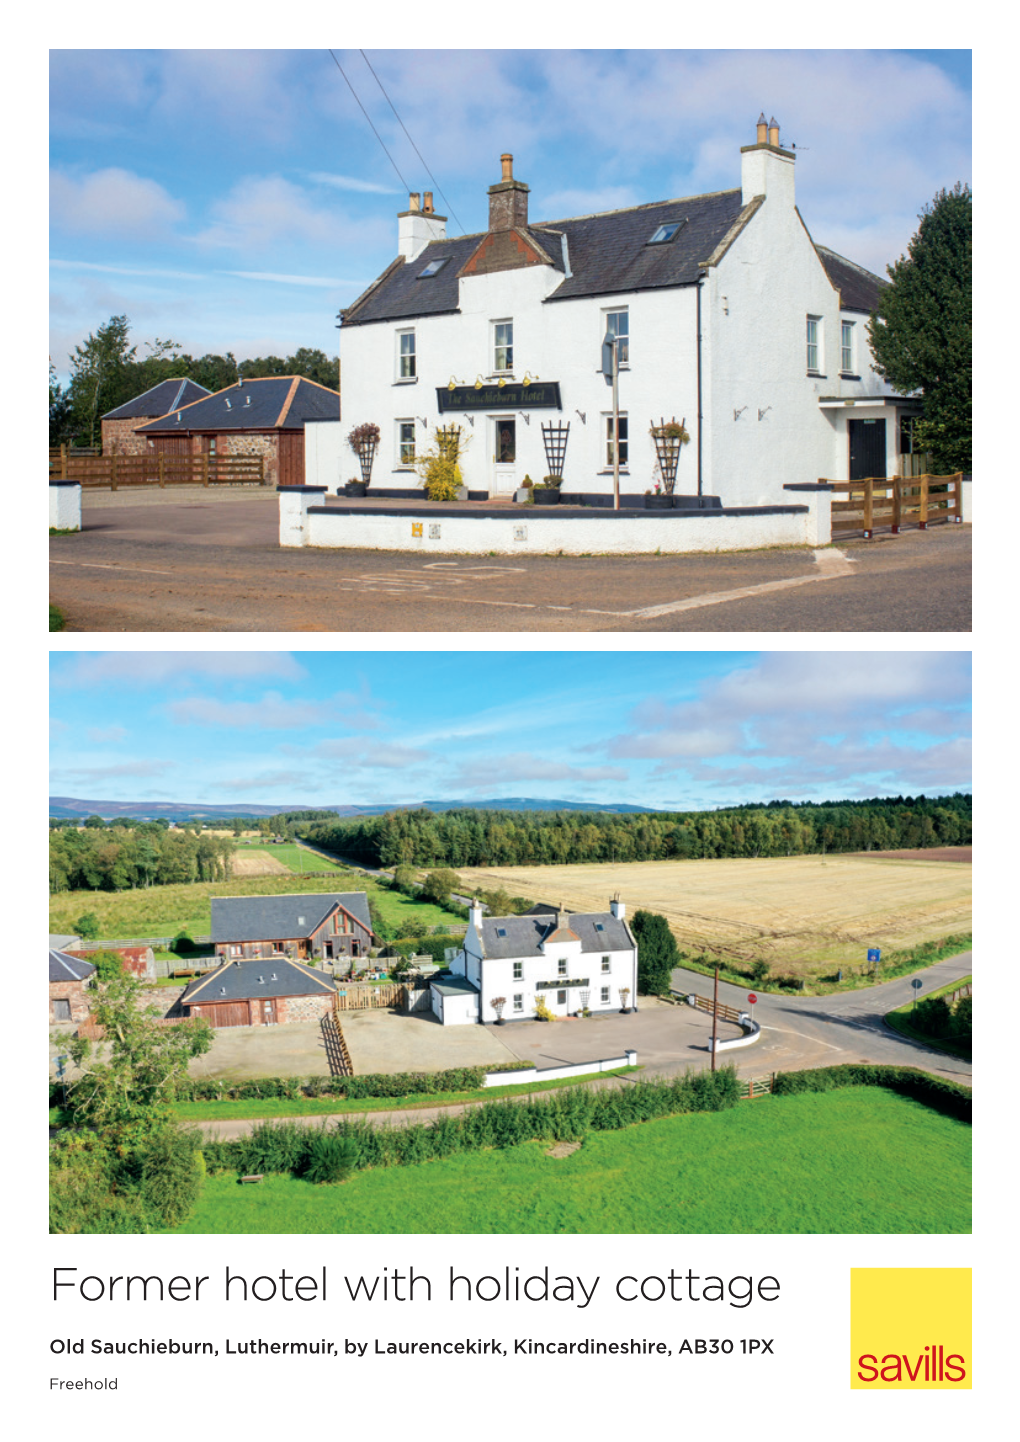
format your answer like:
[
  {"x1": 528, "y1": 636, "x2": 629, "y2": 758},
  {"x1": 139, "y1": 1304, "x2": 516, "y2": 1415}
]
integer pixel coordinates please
[{"x1": 437, "y1": 382, "x2": 562, "y2": 413}]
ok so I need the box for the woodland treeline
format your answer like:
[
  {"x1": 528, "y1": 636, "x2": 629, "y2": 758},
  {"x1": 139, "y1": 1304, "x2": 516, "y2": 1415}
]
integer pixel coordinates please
[
  {"x1": 50, "y1": 823, "x2": 236, "y2": 893},
  {"x1": 302, "y1": 795, "x2": 972, "y2": 869}
]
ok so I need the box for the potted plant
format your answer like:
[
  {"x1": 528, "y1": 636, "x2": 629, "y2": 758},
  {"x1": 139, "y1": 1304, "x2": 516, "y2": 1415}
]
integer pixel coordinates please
[
  {"x1": 515, "y1": 475, "x2": 535, "y2": 503},
  {"x1": 619, "y1": 986, "x2": 632, "y2": 1014},
  {"x1": 533, "y1": 475, "x2": 562, "y2": 506},
  {"x1": 415, "y1": 427, "x2": 467, "y2": 501},
  {"x1": 347, "y1": 422, "x2": 380, "y2": 492},
  {"x1": 645, "y1": 481, "x2": 672, "y2": 510},
  {"x1": 491, "y1": 996, "x2": 507, "y2": 1025}
]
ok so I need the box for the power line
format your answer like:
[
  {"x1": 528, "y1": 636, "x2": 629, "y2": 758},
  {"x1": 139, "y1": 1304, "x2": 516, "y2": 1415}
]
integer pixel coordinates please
[
  {"x1": 327, "y1": 49, "x2": 411, "y2": 194},
  {"x1": 358, "y1": 50, "x2": 465, "y2": 234}
]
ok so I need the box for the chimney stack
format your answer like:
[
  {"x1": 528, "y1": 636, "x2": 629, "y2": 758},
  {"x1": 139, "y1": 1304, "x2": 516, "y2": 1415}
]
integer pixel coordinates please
[
  {"x1": 488, "y1": 152, "x2": 530, "y2": 232},
  {"x1": 740, "y1": 113, "x2": 795, "y2": 207},
  {"x1": 398, "y1": 188, "x2": 448, "y2": 261}
]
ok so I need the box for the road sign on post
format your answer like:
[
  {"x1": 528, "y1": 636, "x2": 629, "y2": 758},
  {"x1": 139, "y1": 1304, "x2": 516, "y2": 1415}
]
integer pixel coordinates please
[
  {"x1": 867, "y1": 948, "x2": 881, "y2": 964},
  {"x1": 747, "y1": 993, "x2": 757, "y2": 1006}
]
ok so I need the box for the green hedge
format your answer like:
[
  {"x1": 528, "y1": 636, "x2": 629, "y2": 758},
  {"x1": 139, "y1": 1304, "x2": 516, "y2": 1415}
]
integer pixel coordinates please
[
  {"x1": 772, "y1": 1064, "x2": 971, "y2": 1122},
  {"x1": 169, "y1": 1060, "x2": 537, "y2": 1105},
  {"x1": 200, "y1": 1066, "x2": 741, "y2": 1178}
]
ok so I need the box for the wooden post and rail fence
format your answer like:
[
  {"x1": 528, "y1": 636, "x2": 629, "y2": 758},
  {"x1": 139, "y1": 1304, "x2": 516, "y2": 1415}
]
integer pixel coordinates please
[
  {"x1": 49, "y1": 446, "x2": 265, "y2": 488},
  {"x1": 825, "y1": 473, "x2": 964, "y2": 538}
]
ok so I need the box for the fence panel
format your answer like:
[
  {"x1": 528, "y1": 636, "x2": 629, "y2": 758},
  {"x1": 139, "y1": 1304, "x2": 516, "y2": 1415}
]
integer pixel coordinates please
[
  {"x1": 826, "y1": 474, "x2": 963, "y2": 536},
  {"x1": 48, "y1": 447, "x2": 265, "y2": 487}
]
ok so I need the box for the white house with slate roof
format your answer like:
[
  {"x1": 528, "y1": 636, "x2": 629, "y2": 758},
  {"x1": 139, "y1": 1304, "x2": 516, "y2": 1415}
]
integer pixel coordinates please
[
  {"x1": 435, "y1": 899, "x2": 638, "y2": 1025},
  {"x1": 323, "y1": 118, "x2": 915, "y2": 508}
]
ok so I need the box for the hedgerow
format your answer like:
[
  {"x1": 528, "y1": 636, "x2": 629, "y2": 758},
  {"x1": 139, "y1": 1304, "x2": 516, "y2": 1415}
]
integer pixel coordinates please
[{"x1": 772, "y1": 1064, "x2": 971, "y2": 1122}]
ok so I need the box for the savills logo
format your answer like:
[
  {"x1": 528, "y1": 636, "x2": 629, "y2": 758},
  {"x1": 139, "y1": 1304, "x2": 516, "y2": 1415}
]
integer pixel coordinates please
[{"x1": 851, "y1": 1268, "x2": 971, "y2": 1389}]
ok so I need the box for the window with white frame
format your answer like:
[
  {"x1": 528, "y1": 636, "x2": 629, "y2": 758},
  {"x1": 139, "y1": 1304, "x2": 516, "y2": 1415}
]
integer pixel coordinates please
[
  {"x1": 396, "y1": 419, "x2": 415, "y2": 467},
  {"x1": 513, "y1": 993, "x2": 523, "y2": 1012},
  {"x1": 493, "y1": 320, "x2": 513, "y2": 373},
  {"x1": 397, "y1": 329, "x2": 416, "y2": 381},
  {"x1": 604, "y1": 413, "x2": 629, "y2": 468},
  {"x1": 841, "y1": 320, "x2": 856, "y2": 374},
  {"x1": 513, "y1": 961, "x2": 523, "y2": 981},
  {"x1": 558, "y1": 958, "x2": 568, "y2": 977},
  {"x1": 601, "y1": 955, "x2": 611, "y2": 972},
  {"x1": 600, "y1": 986, "x2": 611, "y2": 1004},
  {"x1": 604, "y1": 308, "x2": 629, "y2": 365},
  {"x1": 806, "y1": 315, "x2": 823, "y2": 373}
]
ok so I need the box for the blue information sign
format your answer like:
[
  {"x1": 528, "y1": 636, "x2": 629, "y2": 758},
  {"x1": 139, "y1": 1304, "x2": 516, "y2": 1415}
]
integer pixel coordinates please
[{"x1": 867, "y1": 948, "x2": 881, "y2": 963}]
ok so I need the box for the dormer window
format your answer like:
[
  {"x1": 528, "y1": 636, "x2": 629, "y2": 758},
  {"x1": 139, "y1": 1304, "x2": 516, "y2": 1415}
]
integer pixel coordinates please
[
  {"x1": 419, "y1": 257, "x2": 449, "y2": 278},
  {"x1": 648, "y1": 220, "x2": 682, "y2": 245}
]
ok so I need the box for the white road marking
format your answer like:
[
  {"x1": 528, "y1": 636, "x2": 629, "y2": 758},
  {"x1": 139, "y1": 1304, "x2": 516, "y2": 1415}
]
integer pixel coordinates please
[{"x1": 50, "y1": 560, "x2": 175, "y2": 576}]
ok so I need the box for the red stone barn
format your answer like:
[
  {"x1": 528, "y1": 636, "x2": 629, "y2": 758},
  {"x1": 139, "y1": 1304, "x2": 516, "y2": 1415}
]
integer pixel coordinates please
[
  {"x1": 101, "y1": 378, "x2": 212, "y2": 455},
  {"x1": 135, "y1": 376, "x2": 340, "y2": 486}
]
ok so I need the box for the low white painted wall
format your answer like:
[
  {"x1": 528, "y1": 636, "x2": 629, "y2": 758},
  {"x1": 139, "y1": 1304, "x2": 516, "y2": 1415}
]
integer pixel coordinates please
[
  {"x1": 278, "y1": 488, "x2": 827, "y2": 556},
  {"x1": 960, "y1": 478, "x2": 972, "y2": 523},
  {"x1": 708, "y1": 1014, "x2": 762, "y2": 1053},
  {"x1": 483, "y1": 1049, "x2": 637, "y2": 1086},
  {"x1": 50, "y1": 481, "x2": 81, "y2": 531}
]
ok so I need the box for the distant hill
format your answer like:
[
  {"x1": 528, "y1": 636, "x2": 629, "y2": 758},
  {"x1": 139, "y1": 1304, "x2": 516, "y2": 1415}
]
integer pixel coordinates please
[{"x1": 48, "y1": 795, "x2": 658, "y2": 822}]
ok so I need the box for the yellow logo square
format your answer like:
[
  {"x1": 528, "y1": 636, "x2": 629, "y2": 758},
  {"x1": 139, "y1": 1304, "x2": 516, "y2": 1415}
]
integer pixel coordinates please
[{"x1": 851, "y1": 1268, "x2": 971, "y2": 1388}]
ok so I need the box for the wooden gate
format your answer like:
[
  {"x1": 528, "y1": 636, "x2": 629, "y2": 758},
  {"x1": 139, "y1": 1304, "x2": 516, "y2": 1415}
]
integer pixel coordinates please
[{"x1": 333, "y1": 982, "x2": 405, "y2": 1011}]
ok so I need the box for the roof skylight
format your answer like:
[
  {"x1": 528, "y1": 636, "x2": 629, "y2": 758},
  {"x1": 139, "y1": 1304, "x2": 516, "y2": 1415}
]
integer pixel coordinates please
[
  {"x1": 419, "y1": 257, "x2": 449, "y2": 278},
  {"x1": 648, "y1": 220, "x2": 683, "y2": 245}
]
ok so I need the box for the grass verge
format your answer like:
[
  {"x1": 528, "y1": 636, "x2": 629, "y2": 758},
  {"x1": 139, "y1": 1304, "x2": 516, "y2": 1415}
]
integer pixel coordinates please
[
  {"x1": 170, "y1": 1088, "x2": 970, "y2": 1234},
  {"x1": 171, "y1": 1068, "x2": 638, "y2": 1122},
  {"x1": 679, "y1": 933, "x2": 972, "y2": 997},
  {"x1": 50, "y1": 604, "x2": 66, "y2": 632},
  {"x1": 884, "y1": 975, "x2": 972, "y2": 1059}
]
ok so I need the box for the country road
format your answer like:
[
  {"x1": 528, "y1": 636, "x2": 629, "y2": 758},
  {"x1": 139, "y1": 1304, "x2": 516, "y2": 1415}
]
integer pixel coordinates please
[{"x1": 192, "y1": 953, "x2": 971, "y2": 1141}]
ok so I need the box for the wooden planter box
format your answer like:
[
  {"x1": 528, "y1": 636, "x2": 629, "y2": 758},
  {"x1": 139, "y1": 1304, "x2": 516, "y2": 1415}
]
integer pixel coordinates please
[{"x1": 344, "y1": 481, "x2": 368, "y2": 497}]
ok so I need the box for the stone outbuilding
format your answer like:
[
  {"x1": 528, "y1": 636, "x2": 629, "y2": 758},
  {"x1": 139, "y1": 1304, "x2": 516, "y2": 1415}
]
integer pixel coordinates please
[
  {"x1": 178, "y1": 958, "x2": 336, "y2": 1028},
  {"x1": 101, "y1": 378, "x2": 211, "y2": 455},
  {"x1": 49, "y1": 948, "x2": 96, "y2": 1024},
  {"x1": 136, "y1": 375, "x2": 340, "y2": 486}
]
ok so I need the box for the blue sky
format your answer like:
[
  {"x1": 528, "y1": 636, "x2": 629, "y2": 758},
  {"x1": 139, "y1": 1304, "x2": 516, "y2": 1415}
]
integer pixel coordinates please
[
  {"x1": 49, "y1": 651, "x2": 972, "y2": 811},
  {"x1": 49, "y1": 48, "x2": 971, "y2": 384}
]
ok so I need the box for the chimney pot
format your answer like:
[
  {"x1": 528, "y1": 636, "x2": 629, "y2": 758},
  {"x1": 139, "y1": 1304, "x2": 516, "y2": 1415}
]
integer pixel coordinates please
[
  {"x1": 423, "y1": 191, "x2": 433, "y2": 214},
  {"x1": 756, "y1": 113, "x2": 768, "y2": 143},
  {"x1": 768, "y1": 117, "x2": 780, "y2": 146},
  {"x1": 501, "y1": 153, "x2": 513, "y2": 181},
  {"x1": 408, "y1": 191, "x2": 421, "y2": 212}
]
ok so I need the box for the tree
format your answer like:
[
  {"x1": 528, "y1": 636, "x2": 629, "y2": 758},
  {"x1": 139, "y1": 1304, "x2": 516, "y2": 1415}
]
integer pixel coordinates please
[
  {"x1": 419, "y1": 868, "x2": 461, "y2": 904},
  {"x1": 66, "y1": 314, "x2": 137, "y2": 447},
  {"x1": 59, "y1": 974, "x2": 212, "y2": 1145},
  {"x1": 49, "y1": 361, "x2": 74, "y2": 446},
  {"x1": 631, "y1": 910, "x2": 680, "y2": 996},
  {"x1": 867, "y1": 184, "x2": 972, "y2": 472}
]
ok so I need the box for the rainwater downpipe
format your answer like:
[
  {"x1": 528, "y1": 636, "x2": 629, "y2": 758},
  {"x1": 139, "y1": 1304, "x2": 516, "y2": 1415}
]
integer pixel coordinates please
[{"x1": 696, "y1": 275, "x2": 704, "y2": 497}]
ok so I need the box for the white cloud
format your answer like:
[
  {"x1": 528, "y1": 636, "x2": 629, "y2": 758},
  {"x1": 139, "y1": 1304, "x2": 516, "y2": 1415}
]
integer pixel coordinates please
[
  {"x1": 311, "y1": 738, "x2": 431, "y2": 769},
  {"x1": 86, "y1": 726, "x2": 128, "y2": 744},
  {"x1": 194, "y1": 176, "x2": 342, "y2": 253},
  {"x1": 308, "y1": 172, "x2": 400, "y2": 195},
  {"x1": 449, "y1": 753, "x2": 630, "y2": 791},
  {"x1": 50, "y1": 168, "x2": 186, "y2": 240},
  {"x1": 224, "y1": 270, "x2": 354, "y2": 288},
  {"x1": 54, "y1": 653, "x2": 306, "y2": 687}
]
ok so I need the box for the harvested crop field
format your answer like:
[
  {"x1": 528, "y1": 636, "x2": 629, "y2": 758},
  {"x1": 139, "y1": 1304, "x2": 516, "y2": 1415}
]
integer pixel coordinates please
[
  {"x1": 454, "y1": 852, "x2": 972, "y2": 975},
  {"x1": 230, "y1": 850, "x2": 291, "y2": 877}
]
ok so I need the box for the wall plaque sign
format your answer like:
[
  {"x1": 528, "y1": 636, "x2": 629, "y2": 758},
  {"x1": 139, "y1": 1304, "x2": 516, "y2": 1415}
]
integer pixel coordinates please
[{"x1": 437, "y1": 382, "x2": 562, "y2": 413}]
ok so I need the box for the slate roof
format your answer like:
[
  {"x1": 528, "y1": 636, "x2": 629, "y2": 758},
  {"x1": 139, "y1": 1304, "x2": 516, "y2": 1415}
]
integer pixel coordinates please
[
  {"x1": 815, "y1": 246, "x2": 887, "y2": 314},
  {"x1": 478, "y1": 911, "x2": 632, "y2": 959},
  {"x1": 49, "y1": 949, "x2": 96, "y2": 983},
  {"x1": 211, "y1": 892, "x2": 373, "y2": 945},
  {"x1": 136, "y1": 377, "x2": 340, "y2": 433},
  {"x1": 179, "y1": 958, "x2": 336, "y2": 1005},
  {"x1": 342, "y1": 188, "x2": 747, "y2": 326},
  {"x1": 103, "y1": 378, "x2": 212, "y2": 421}
]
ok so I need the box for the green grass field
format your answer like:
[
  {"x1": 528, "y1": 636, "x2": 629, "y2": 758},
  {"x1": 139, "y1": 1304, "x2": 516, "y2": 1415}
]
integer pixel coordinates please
[
  {"x1": 173, "y1": 1088, "x2": 970, "y2": 1234},
  {"x1": 238, "y1": 843, "x2": 344, "y2": 873},
  {"x1": 48, "y1": 871, "x2": 459, "y2": 941}
]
